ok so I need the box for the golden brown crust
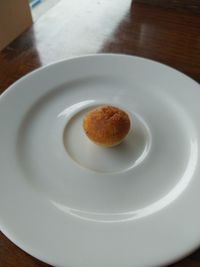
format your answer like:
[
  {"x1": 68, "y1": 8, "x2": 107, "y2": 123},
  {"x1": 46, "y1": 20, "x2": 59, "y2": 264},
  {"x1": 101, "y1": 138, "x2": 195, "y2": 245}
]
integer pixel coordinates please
[{"x1": 83, "y1": 105, "x2": 131, "y2": 147}]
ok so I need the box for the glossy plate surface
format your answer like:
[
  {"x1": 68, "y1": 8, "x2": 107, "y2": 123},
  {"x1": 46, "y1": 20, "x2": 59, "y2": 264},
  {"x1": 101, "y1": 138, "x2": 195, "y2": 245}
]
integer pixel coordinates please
[{"x1": 0, "y1": 54, "x2": 200, "y2": 267}]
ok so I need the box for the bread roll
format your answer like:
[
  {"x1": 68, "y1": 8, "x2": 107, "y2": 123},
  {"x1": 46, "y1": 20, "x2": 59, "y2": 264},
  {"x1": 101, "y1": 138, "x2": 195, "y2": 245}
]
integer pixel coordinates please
[{"x1": 83, "y1": 105, "x2": 131, "y2": 147}]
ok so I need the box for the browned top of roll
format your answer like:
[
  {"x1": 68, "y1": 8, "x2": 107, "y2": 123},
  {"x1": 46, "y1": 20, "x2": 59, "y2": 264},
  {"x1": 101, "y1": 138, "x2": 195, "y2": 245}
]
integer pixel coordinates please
[{"x1": 83, "y1": 105, "x2": 131, "y2": 147}]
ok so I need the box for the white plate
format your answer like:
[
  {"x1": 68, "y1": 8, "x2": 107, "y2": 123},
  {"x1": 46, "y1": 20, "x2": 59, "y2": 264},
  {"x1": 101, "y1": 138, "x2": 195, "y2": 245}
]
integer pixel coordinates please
[{"x1": 0, "y1": 54, "x2": 200, "y2": 267}]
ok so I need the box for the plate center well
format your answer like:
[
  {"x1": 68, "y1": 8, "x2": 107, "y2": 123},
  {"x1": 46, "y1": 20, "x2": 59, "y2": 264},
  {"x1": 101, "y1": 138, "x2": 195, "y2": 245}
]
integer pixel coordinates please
[{"x1": 63, "y1": 106, "x2": 151, "y2": 173}]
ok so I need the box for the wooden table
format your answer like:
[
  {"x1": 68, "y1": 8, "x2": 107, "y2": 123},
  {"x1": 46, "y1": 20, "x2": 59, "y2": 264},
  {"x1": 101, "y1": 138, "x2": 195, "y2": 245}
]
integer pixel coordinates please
[{"x1": 0, "y1": 0, "x2": 200, "y2": 266}]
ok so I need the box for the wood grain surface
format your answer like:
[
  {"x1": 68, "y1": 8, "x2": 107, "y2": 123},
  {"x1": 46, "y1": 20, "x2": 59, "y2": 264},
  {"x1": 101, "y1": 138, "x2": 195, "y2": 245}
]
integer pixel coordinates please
[
  {"x1": 134, "y1": 0, "x2": 200, "y2": 14},
  {"x1": 0, "y1": 0, "x2": 200, "y2": 266}
]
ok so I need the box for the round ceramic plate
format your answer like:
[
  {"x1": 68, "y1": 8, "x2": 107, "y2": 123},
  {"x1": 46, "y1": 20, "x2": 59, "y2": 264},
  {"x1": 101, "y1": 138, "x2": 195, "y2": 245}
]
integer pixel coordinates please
[{"x1": 0, "y1": 54, "x2": 200, "y2": 267}]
